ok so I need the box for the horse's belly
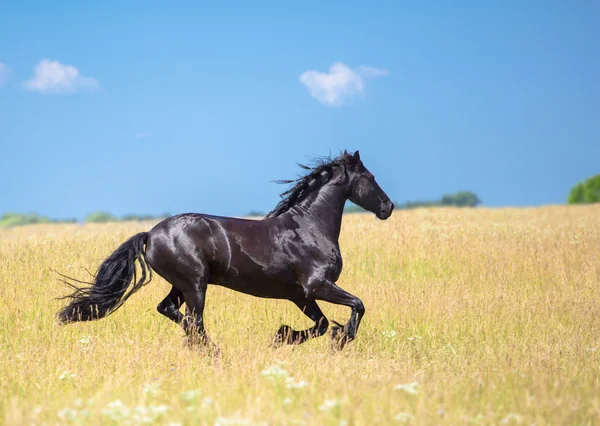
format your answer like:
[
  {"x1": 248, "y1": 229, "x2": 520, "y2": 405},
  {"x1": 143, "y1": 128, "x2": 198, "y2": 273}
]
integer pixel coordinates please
[{"x1": 211, "y1": 275, "x2": 302, "y2": 299}]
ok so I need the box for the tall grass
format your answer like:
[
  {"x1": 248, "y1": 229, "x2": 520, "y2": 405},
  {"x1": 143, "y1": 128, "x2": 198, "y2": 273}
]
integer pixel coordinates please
[{"x1": 0, "y1": 206, "x2": 598, "y2": 425}]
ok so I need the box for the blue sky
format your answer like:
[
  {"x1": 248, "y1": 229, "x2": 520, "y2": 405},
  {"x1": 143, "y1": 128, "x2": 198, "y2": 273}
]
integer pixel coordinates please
[{"x1": 1, "y1": 1, "x2": 598, "y2": 220}]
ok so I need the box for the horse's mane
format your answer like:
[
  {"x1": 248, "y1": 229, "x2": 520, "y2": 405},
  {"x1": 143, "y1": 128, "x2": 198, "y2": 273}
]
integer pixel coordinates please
[{"x1": 265, "y1": 151, "x2": 357, "y2": 218}]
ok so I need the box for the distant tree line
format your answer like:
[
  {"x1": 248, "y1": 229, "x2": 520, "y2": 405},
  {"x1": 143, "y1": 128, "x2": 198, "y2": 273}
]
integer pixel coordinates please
[
  {"x1": 0, "y1": 211, "x2": 171, "y2": 229},
  {"x1": 344, "y1": 190, "x2": 482, "y2": 213},
  {"x1": 0, "y1": 212, "x2": 77, "y2": 228},
  {"x1": 0, "y1": 191, "x2": 482, "y2": 228},
  {"x1": 84, "y1": 211, "x2": 171, "y2": 224},
  {"x1": 567, "y1": 174, "x2": 600, "y2": 204}
]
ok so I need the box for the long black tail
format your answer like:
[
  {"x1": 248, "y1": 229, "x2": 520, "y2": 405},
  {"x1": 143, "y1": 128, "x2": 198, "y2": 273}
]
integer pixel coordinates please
[{"x1": 56, "y1": 232, "x2": 153, "y2": 324}]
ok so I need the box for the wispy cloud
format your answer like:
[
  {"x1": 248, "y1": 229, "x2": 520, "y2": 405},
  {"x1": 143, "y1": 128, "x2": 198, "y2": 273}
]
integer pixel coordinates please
[
  {"x1": 299, "y1": 62, "x2": 388, "y2": 107},
  {"x1": 134, "y1": 131, "x2": 152, "y2": 140},
  {"x1": 23, "y1": 59, "x2": 99, "y2": 94},
  {"x1": 0, "y1": 63, "x2": 10, "y2": 88}
]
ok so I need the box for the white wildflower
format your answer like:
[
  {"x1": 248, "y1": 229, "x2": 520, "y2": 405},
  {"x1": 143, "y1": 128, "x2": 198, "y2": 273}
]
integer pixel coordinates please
[
  {"x1": 261, "y1": 364, "x2": 290, "y2": 380},
  {"x1": 57, "y1": 407, "x2": 77, "y2": 420},
  {"x1": 382, "y1": 330, "x2": 397, "y2": 339},
  {"x1": 286, "y1": 378, "x2": 308, "y2": 389},
  {"x1": 395, "y1": 412, "x2": 414, "y2": 423},
  {"x1": 214, "y1": 416, "x2": 252, "y2": 425},
  {"x1": 395, "y1": 381, "x2": 418, "y2": 395},
  {"x1": 102, "y1": 400, "x2": 130, "y2": 421},
  {"x1": 59, "y1": 371, "x2": 76, "y2": 380},
  {"x1": 180, "y1": 389, "x2": 200, "y2": 403},
  {"x1": 143, "y1": 382, "x2": 161, "y2": 397},
  {"x1": 407, "y1": 336, "x2": 422, "y2": 342},
  {"x1": 500, "y1": 413, "x2": 523, "y2": 424},
  {"x1": 150, "y1": 405, "x2": 170, "y2": 415},
  {"x1": 318, "y1": 399, "x2": 340, "y2": 412},
  {"x1": 79, "y1": 335, "x2": 91, "y2": 345},
  {"x1": 132, "y1": 406, "x2": 153, "y2": 424}
]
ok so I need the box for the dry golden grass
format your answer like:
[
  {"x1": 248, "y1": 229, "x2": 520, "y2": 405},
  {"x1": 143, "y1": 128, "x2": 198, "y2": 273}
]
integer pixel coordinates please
[{"x1": 0, "y1": 206, "x2": 599, "y2": 425}]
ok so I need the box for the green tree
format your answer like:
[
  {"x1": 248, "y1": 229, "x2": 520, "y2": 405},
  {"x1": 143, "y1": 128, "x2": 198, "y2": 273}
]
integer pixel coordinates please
[
  {"x1": 85, "y1": 211, "x2": 116, "y2": 223},
  {"x1": 441, "y1": 191, "x2": 482, "y2": 207},
  {"x1": 568, "y1": 174, "x2": 600, "y2": 204}
]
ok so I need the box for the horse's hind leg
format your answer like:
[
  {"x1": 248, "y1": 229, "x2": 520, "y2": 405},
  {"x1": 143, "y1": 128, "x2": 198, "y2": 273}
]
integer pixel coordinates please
[
  {"x1": 157, "y1": 285, "x2": 185, "y2": 324},
  {"x1": 273, "y1": 299, "x2": 329, "y2": 347},
  {"x1": 181, "y1": 284, "x2": 220, "y2": 356}
]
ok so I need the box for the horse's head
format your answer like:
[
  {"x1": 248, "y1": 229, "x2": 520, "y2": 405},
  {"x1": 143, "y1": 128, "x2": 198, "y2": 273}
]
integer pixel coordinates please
[{"x1": 344, "y1": 150, "x2": 394, "y2": 220}]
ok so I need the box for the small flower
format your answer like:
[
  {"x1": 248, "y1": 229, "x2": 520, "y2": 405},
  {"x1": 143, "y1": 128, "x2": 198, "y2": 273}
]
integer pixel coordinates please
[
  {"x1": 180, "y1": 389, "x2": 200, "y2": 403},
  {"x1": 79, "y1": 335, "x2": 91, "y2": 345},
  {"x1": 57, "y1": 407, "x2": 77, "y2": 420},
  {"x1": 132, "y1": 406, "x2": 153, "y2": 424},
  {"x1": 395, "y1": 412, "x2": 414, "y2": 423},
  {"x1": 500, "y1": 413, "x2": 523, "y2": 424},
  {"x1": 261, "y1": 364, "x2": 290, "y2": 380},
  {"x1": 102, "y1": 400, "x2": 130, "y2": 421},
  {"x1": 150, "y1": 405, "x2": 170, "y2": 415},
  {"x1": 407, "y1": 336, "x2": 422, "y2": 342},
  {"x1": 382, "y1": 330, "x2": 397, "y2": 339},
  {"x1": 214, "y1": 416, "x2": 252, "y2": 425},
  {"x1": 395, "y1": 381, "x2": 418, "y2": 395},
  {"x1": 319, "y1": 399, "x2": 340, "y2": 412},
  {"x1": 59, "y1": 371, "x2": 76, "y2": 381},
  {"x1": 143, "y1": 382, "x2": 161, "y2": 397},
  {"x1": 286, "y1": 378, "x2": 308, "y2": 389}
]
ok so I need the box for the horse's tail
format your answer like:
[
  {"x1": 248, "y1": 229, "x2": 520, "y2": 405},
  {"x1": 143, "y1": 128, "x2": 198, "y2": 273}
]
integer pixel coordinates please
[{"x1": 56, "y1": 232, "x2": 153, "y2": 324}]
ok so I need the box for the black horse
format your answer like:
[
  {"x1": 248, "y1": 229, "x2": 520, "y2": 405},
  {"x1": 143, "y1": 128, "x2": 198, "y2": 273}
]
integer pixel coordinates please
[{"x1": 57, "y1": 150, "x2": 394, "y2": 352}]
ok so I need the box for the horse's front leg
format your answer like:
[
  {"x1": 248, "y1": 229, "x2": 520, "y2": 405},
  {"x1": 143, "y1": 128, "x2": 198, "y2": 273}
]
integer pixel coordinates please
[
  {"x1": 305, "y1": 278, "x2": 365, "y2": 350},
  {"x1": 272, "y1": 298, "x2": 329, "y2": 347}
]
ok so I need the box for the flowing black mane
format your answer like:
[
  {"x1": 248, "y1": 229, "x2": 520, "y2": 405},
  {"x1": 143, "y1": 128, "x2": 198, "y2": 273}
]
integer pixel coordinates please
[{"x1": 265, "y1": 151, "x2": 356, "y2": 218}]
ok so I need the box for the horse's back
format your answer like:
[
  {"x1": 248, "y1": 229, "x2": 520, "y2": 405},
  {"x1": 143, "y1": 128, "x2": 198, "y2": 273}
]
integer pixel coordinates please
[{"x1": 145, "y1": 213, "x2": 301, "y2": 298}]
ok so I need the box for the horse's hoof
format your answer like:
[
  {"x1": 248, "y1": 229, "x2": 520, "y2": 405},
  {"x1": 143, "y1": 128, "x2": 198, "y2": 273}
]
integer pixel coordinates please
[
  {"x1": 271, "y1": 324, "x2": 295, "y2": 348},
  {"x1": 330, "y1": 321, "x2": 350, "y2": 351},
  {"x1": 207, "y1": 344, "x2": 222, "y2": 359}
]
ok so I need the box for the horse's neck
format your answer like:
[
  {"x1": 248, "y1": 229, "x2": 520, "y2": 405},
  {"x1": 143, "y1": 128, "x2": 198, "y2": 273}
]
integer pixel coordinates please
[{"x1": 287, "y1": 183, "x2": 347, "y2": 241}]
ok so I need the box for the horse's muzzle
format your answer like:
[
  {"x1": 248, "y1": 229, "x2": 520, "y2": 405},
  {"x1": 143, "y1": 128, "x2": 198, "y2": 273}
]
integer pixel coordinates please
[{"x1": 377, "y1": 201, "x2": 394, "y2": 220}]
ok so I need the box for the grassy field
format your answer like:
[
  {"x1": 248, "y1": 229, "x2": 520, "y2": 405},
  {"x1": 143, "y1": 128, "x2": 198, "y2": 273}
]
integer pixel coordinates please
[{"x1": 0, "y1": 206, "x2": 599, "y2": 425}]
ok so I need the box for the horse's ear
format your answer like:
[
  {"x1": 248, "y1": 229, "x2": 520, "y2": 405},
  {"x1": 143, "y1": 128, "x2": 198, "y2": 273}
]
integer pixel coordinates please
[{"x1": 353, "y1": 150, "x2": 361, "y2": 163}]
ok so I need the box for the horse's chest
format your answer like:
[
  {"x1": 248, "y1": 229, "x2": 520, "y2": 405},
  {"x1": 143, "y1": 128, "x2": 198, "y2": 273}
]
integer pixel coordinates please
[
  {"x1": 328, "y1": 247, "x2": 343, "y2": 280},
  {"x1": 309, "y1": 242, "x2": 343, "y2": 280}
]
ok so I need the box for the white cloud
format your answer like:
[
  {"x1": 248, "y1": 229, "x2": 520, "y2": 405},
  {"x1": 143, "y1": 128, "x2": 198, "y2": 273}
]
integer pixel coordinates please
[
  {"x1": 0, "y1": 63, "x2": 9, "y2": 87},
  {"x1": 23, "y1": 59, "x2": 99, "y2": 94},
  {"x1": 299, "y1": 62, "x2": 388, "y2": 107}
]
